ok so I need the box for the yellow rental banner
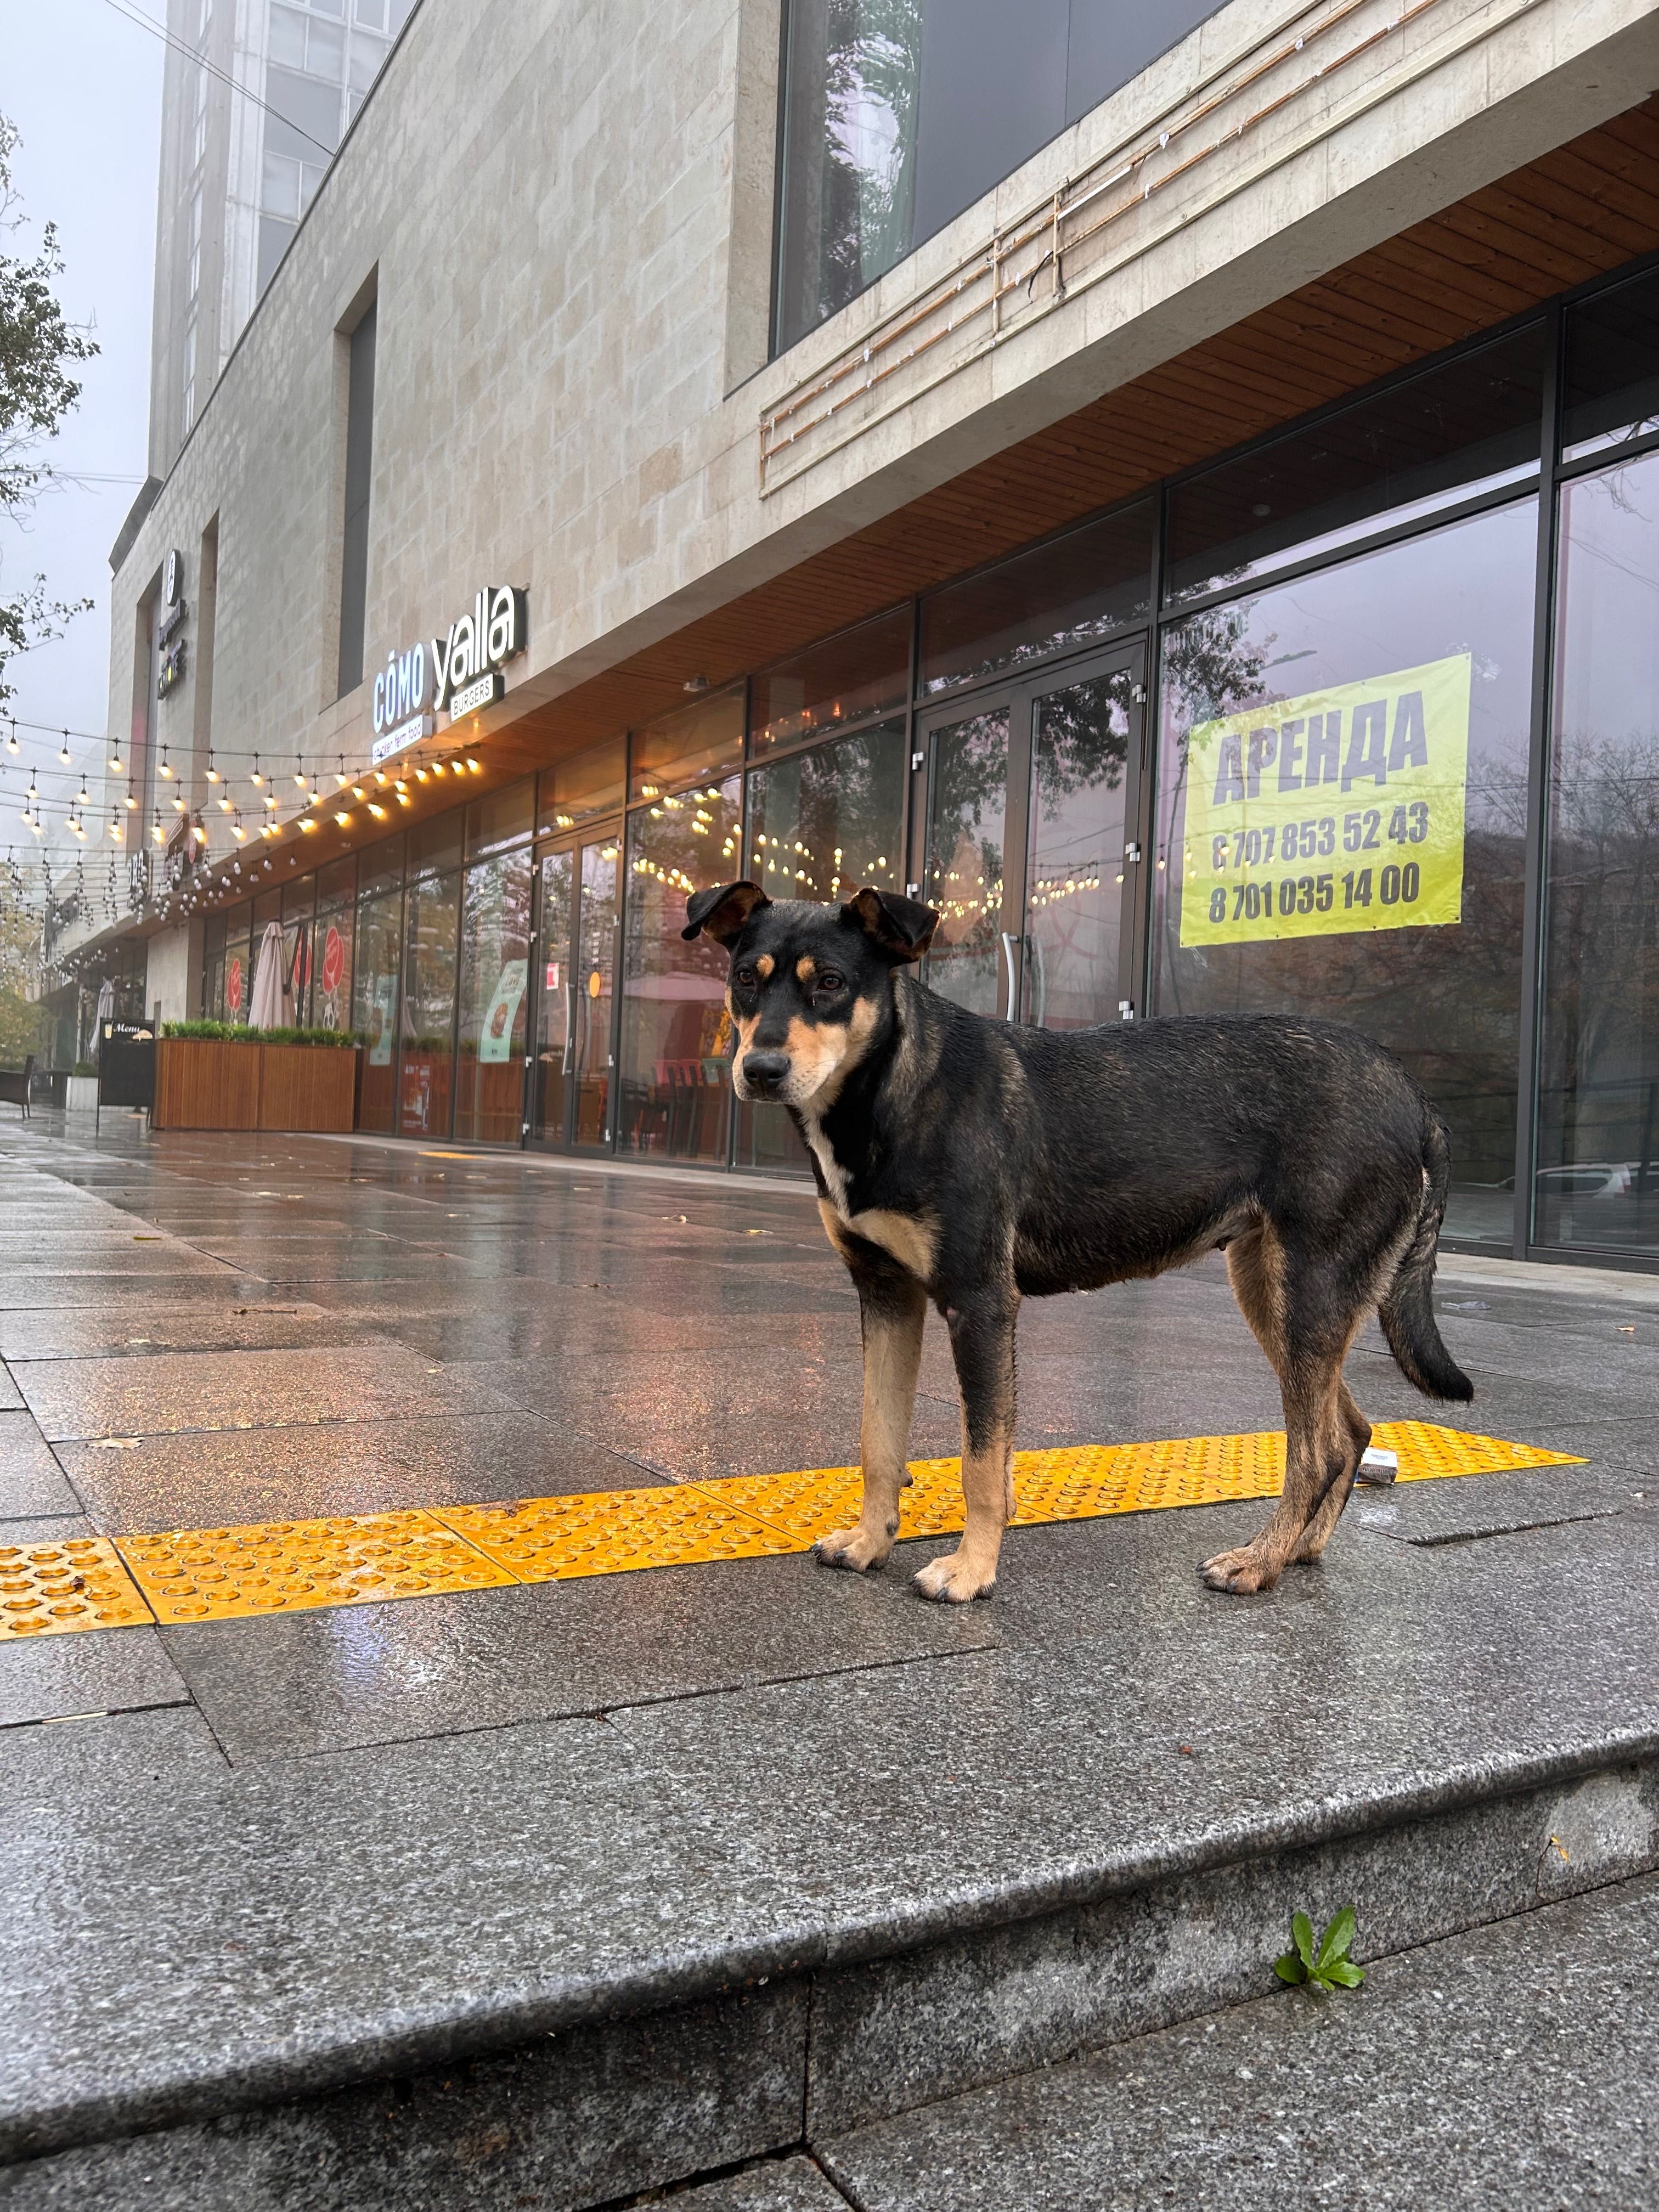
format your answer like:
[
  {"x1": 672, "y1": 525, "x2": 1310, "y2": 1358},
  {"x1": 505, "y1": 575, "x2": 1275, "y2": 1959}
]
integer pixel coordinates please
[{"x1": 1177, "y1": 653, "x2": 1471, "y2": 950}]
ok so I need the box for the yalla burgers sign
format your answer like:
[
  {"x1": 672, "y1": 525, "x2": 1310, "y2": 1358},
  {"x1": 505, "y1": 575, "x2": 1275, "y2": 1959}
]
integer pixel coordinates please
[{"x1": 371, "y1": 585, "x2": 527, "y2": 764}]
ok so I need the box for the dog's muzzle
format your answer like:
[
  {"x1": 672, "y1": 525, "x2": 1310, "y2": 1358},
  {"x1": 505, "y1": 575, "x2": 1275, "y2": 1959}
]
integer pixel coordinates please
[{"x1": 740, "y1": 1051, "x2": 791, "y2": 1099}]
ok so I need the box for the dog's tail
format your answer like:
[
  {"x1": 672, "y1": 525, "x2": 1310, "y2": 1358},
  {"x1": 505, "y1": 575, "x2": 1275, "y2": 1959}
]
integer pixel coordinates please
[{"x1": 1378, "y1": 1107, "x2": 1474, "y2": 1402}]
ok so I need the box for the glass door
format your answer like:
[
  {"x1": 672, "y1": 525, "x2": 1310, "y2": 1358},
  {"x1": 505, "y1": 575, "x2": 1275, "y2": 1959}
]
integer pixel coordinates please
[
  {"x1": 531, "y1": 831, "x2": 620, "y2": 1148},
  {"x1": 919, "y1": 645, "x2": 1146, "y2": 1027}
]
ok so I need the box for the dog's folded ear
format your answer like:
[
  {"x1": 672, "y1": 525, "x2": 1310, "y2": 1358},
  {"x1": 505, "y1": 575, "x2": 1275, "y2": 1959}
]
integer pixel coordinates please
[
  {"x1": 844, "y1": 886, "x2": 939, "y2": 963},
  {"x1": 682, "y1": 881, "x2": 770, "y2": 944}
]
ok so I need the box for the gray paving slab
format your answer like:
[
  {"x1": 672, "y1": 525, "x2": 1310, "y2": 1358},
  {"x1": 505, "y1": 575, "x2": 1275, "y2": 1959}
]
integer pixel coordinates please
[
  {"x1": 1348, "y1": 1463, "x2": 1638, "y2": 1546},
  {"x1": 159, "y1": 1557, "x2": 1000, "y2": 1764},
  {"x1": 0, "y1": 1273, "x2": 269, "y2": 1307},
  {"x1": 675, "y1": 2160, "x2": 853, "y2": 2212},
  {"x1": 0, "y1": 1628, "x2": 190, "y2": 1727},
  {"x1": 55, "y1": 1412, "x2": 665, "y2": 1532},
  {"x1": 2, "y1": 1708, "x2": 227, "y2": 1794},
  {"x1": 9, "y1": 1345, "x2": 521, "y2": 1442},
  {"x1": 0, "y1": 1417, "x2": 77, "y2": 1518},
  {"x1": 817, "y1": 1872, "x2": 1659, "y2": 2211},
  {"x1": 0, "y1": 1708, "x2": 808, "y2": 2162},
  {"x1": 0, "y1": 1304, "x2": 390, "y2": 1362}
]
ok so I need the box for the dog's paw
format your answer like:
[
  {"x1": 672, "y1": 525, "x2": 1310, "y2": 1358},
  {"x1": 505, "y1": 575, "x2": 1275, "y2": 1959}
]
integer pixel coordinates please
[
  {"x1": 813, "y1": 1525, "x2": 891, "y2": 1573},
  {"x1": 912, "y1": 1547, "x2": 997, "y2": 1603},
  {"x1": 1199, "y1": 1544, "x2": 1280, "y2": 1595}
]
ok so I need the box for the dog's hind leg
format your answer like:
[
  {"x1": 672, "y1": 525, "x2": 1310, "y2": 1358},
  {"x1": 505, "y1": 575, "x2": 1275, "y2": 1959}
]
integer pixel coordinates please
[
  {"x1": 1205, "y1": 1238, "x2": 1361, "y2": 1594},
  {"x1": 814, "y1": 1252, "x2": 927, "y2": 1574},
  {"x1": 913, "y1": 1288, "x2": 1018, "y2": 1603},
  {"x1": 1291, "y1": 1378, "x2": 1372, "y2": 1564}
]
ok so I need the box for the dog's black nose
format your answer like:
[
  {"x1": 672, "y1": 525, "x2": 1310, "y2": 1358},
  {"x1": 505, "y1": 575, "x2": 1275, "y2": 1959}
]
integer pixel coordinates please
[{"x1": 742, "y1": 1052, "x2": 791, "y2": 1096}]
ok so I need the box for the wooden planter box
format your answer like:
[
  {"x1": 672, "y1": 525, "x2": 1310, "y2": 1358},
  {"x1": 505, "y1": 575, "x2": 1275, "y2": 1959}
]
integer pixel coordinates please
[{"x1": 153, "y1": 1039, "x2": 359, "y2": 1132}]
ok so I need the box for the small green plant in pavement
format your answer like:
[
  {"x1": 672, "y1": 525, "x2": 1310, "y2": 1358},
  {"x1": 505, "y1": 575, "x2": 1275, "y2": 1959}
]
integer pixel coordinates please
[{"x1": 1275, "y1": 1907, "x2": 1364, "y2": 1991}]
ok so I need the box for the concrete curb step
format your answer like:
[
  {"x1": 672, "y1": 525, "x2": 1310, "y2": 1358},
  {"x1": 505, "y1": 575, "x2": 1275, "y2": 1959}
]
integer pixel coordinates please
[{"x1": 4, "y1": 1748, "x2": 1655, "y2": 2212}]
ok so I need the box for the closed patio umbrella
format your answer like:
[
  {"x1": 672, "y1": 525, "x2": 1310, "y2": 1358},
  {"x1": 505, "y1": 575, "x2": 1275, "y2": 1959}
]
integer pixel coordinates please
[{"x1": 248, "y1": 922, "x2": 287, "y2": 1030}]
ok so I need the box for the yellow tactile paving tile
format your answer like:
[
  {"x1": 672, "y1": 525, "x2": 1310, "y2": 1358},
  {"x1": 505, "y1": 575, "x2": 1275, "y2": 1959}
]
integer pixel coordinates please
[
  {"x1": 436, "y1": 1486, "x2": 808, "y2": 1582},
  {"x1": 0, "y1": 1537, "x2": 154, "y2": 1639},
  {"x1": 702, "y1": 1423, "x2": 1586, "y2": 1543},
  {"x1": 43, "y1": 1424, "x2": 1587, "y2": 1634},
  {"x1": 692, "y1": 1458, "x2": 970, "y2": 1543},
  {"x1": 117, "y1": 1510, "x2": 518, "y2": 1623}
]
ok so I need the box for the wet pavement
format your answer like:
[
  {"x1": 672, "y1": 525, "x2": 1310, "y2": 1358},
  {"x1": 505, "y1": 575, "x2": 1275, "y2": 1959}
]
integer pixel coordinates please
[{"x1": 2, "y1": 1114, "x2": 1657, "y2": 2207}]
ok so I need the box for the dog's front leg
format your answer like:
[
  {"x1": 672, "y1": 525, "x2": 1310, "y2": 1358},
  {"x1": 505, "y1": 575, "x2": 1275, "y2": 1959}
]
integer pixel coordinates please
[
  {"x1": 814, "y1": 1261, "x2": 926, "y2": 1574},
  {"x1": 914, "y1": 1290, "x2": 1017, "y2": 1603}
]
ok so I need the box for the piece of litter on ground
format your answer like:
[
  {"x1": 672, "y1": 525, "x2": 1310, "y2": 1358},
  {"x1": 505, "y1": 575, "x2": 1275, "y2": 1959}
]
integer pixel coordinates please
[{"x1": 1356, "y1": 1447, "x2": 1398, "y2": 1486}]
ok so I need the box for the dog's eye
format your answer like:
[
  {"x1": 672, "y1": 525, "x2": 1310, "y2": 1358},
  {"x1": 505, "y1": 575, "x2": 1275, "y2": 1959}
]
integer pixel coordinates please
[
  {"x1": 817, "y1": 970, "x2": 846, "y2": 995},
  {"x1": 733, "y1": 966, "x2": 759, "y2": 990}
]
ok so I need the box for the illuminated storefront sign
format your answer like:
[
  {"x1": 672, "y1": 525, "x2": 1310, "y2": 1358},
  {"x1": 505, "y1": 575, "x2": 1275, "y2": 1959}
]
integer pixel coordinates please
[
  {"x1": 371, "y1": 585, "x2": 528, "y2": 749},
  {"x1": 156, "y1": 549, "x2": 188, "y2": 698},
  {"x1": 1178, "y1": 654, "x2": 1471, "y2": 948}
]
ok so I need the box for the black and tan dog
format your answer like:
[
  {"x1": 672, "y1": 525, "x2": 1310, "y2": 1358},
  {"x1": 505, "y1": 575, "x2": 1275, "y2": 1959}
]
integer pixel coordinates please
[{"x1": 683, "y1": 881, "x2": 1473, "y2": 1602}]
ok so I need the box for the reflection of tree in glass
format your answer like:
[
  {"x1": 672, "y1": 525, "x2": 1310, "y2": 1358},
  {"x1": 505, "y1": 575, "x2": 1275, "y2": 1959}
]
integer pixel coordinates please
[
  {"x1": 1541, "y1": 731, "x2": 1659, "y2": 1174},
  {"x1": 820, "y1": 0, "x2": 923, "y2": 304},
  {"x1": 748, "y1": 725, "x2": 904, "y2": 901},
  {"x1": 927, "y1": 713, "x2": 1005, "y2": 949},
  {"x1": 1034, "y1": 675, "x2": 1130, "y2": 815}
]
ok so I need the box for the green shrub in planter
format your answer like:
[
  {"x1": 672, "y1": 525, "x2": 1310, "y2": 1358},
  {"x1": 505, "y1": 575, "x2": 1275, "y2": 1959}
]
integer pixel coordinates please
[{"x1": 161, "y1": 1020, "x2": 362, "y2": 1047}]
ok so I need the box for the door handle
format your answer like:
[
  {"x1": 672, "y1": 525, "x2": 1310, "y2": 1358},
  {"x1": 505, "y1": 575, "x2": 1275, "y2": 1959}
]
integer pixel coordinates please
[
  {"x1": 1000, "y1": 932, "x2": 1021, "y2": 1022},
  {"x1": 563, "y1": 985, "x2": 576, "y2": 1075}
]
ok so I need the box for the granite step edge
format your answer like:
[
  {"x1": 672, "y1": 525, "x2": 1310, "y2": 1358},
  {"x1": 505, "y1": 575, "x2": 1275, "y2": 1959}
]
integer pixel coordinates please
[{"x1": 5, "y1": 1737, "x2": 1657, "y2": 2184}]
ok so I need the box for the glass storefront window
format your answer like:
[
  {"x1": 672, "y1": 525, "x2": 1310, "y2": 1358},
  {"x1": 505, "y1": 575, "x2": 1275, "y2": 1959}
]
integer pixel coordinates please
[
  {"x1": 409, "y1": 810, "x2": 463, "y2": 879},
  {"x1": 203, "y1": 913, "x2": 227, "y2": 1021},
  {"x1": 772, "y1": 0, "x2": 1224, "y2": 355},
  {"x1": 465, "y1": 778, "x2": 534, "y2": 860},
  {"x1": 1165, "y1": 327, "x2": 1545, "y2": 607},
  {"x1": 1562, "y1": 264, "x2": 1659, "y2": 462},
  {"x1": 749, "y1": 606, "x2": 910, "y2": 753},
  {"x1": 399, "y1": 871, "x2": 460, "y2": 1138},
  {"x1": 1153, "y1": 499, "x2": 1538, "y2": 1246},
  {"x1": 281, "y1": 878, "x2": 315, "y2": 1020},
  {"x1": 1537, "y1": 450, "x2": 1659, "y2": 1251},
  {"x1": 919, "y1": 502, "x2": 1153, "y2": 695},
  {"x1": 619, "y1": 774, "x2": 742, "y2": 1162},
  {"x1": 310, "y1": 859, "x2": 355, "y2": 1031},
  {"x1": 738, "y1": 720, "x2": 906, "y2": 1167},
  {"x1": 352, "y1": 883, "x2": 403, "y2": 1132},
  {"x1": 537, "y1": 738, "x2": 625, "y2": 834},
  {"x1": 358, "y1": 833, "x2": 403, "y2": 898},
  {"x1": 223, "y1": 907, "x2": 253, "y2": 1025},
  {"x1": 630, "y1": 687, "x2": 744, "y2": 804},
  {"x1": 454, "y1": 849, "x2": 532, "y2": 1143}
]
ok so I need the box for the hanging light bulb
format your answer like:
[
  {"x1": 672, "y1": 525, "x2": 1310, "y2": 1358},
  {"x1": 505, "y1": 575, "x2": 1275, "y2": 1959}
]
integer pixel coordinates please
[
  {"x1": 109, "y1": 746, "x2": 124, "y2": 774},
  {"x1": 231, "y1": 812, "x2": 246, "y2": 842},
  {"x1": 151, "y1": 811, "x2": 165, "y2": 844},
  {"x1": 76, "y1": 780, "x2": 90, "y2": 805},
  {"x1": 125, "y1": 784, "x2": 138, "y2": 810},
  {"x1": 205, "y1": 749, "x2": 221, "y2": 783},
  {"x1": 264, "y1": 790, "x2": 278, "y2": 810},
  {"x1": 191, "y1": 819, "x2": 207, "y2": 844},
  {"x1": 59, "y1": 732, "x2": 71, "y2": 765},
  {"x1": 217, "y1": 792, "x2": 233, "y2": 812},
  {"x1": 5, "y1": 721, "x2": 18, "y2": 755},
  {"x1": 109, "y1": 811, "x2": 123, "y2": 843},
  {"x1": 250, "y1": 752, "x2": 264, "y2": 787},
  {"x1": 294, "y1": 752, "x2": 308, "y2": 787},
  {"x1": 158, "y1": 743, "x2": 173, "y2": 780},
  {"x1": 334, "y1": 753, "x2": 349, "y2": 789},
  {"x1": 172, "y1": 791, "x2": 187, "y2": 812}
]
